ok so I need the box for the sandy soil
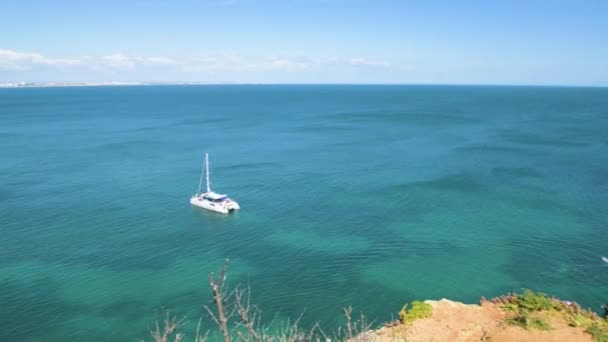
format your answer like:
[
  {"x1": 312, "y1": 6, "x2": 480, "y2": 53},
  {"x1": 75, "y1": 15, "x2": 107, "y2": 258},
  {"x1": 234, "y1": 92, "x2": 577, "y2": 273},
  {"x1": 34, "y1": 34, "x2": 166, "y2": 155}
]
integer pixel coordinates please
[{"x1": 358, "y1": 299, "x2": 592, "y2": 342}]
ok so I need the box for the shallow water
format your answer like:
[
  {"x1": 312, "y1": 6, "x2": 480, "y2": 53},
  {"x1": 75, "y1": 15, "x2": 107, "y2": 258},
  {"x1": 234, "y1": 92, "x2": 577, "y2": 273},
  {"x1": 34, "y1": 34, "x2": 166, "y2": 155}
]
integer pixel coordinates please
[{"x1": 1, "y1": 85, "x2": 607, "y2": 341}]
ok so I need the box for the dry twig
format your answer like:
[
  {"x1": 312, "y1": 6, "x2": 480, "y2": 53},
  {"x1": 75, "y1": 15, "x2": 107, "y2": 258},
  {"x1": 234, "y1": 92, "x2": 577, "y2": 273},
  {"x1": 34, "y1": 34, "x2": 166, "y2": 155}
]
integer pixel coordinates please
[
  {"x1": 204, "y1": 258, "x2": 233, "y2": 342},
  {"x1": 150, "y1": 310, "x2": 186, "y2": 342}
]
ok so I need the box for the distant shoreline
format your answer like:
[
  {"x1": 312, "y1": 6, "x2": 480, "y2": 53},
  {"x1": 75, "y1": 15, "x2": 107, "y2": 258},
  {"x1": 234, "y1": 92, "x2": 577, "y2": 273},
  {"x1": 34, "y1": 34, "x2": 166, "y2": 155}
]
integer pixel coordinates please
[
  {"x1": 1, "y1": 82, "x2": 606, "y2": 89},
  {"x1": 0, "y1": 82, "x2": 211, "y2": 88}
]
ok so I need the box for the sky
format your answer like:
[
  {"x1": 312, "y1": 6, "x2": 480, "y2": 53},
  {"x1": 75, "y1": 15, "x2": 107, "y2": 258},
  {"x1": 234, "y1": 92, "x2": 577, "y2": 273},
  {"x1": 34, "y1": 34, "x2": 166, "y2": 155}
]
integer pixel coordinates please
[{"x1": 1, "y1": 0, "x2": 607, "y2": 85}]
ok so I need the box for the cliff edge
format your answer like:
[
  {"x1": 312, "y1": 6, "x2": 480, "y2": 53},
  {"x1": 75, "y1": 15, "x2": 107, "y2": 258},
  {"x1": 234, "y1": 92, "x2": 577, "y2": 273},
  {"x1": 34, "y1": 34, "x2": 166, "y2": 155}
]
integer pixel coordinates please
[{"x1": 358, "y1": 297, "x2": 601, "y2": 342}]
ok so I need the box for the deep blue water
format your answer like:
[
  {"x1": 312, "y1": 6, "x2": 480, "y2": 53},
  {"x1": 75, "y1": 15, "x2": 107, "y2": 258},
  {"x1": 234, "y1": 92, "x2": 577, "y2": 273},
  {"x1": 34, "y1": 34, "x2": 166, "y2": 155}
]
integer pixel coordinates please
[{"x1": 1, "y1": 85, "x2": 607, "y2": 341}]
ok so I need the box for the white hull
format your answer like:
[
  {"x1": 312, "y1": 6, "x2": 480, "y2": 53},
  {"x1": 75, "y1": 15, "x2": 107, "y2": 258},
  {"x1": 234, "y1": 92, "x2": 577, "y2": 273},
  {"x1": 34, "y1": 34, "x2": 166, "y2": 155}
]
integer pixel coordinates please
[
  {"x1": 190, "y1": 195, "x2": 240, "y2": 214},
  {"x1": 191, "y1": 152, "x2": 240, "y2": 214}
]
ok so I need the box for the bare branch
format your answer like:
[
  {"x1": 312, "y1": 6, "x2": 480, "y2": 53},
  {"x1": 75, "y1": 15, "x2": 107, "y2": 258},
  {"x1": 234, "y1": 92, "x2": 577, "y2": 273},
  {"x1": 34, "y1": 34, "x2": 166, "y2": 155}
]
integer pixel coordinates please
[
  {"x1": 207, "y1": 259, "x2": 232, "y2": 342},
  {"x1": 316, "y1": 323, "x2": 331, "y2": 342},
  {"x1": 203, "y1": 304, "x2": 221, "y2": 327},
  {"x1": 234, "y1": 286, "x2": 262, "y2": 342},
  {"x1": 343, "y1": 306, "x2": 353, "y2": 340},
  {"x1": 218, "y1": 258, "x2": 230, "y2": 289},
  {"x1": 149, "y1": 310, "x2": 186, "y2": 342},
  {"x1": 194, "y1": 317, "x2": 209, "y2": 342}
]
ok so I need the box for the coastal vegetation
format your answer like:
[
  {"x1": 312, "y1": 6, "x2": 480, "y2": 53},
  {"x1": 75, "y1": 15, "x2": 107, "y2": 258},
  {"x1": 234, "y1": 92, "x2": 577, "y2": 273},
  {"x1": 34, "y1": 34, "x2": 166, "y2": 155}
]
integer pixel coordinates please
[
  {"x1": 148, "y1": 261, "x2": 607, "y2": 341},
  {"x1": 491, "y1": 289, "x2": 608, "y2": 341},
  {"x1": 398, "y1": 301, "x2": 432, "y2": 325},
  {"x1": 500, "y1": 289, "x2": 557, "y2": 330},
  {"x1": 149, "y1": 259, "x2": 373, "y2": 342}
]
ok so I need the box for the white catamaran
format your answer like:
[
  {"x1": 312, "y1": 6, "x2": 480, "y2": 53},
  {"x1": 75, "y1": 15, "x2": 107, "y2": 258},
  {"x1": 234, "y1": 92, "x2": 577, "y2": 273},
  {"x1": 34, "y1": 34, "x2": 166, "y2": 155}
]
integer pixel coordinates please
[{"x1": 190, "y1": 153, "x2": 240, "y2": 214}]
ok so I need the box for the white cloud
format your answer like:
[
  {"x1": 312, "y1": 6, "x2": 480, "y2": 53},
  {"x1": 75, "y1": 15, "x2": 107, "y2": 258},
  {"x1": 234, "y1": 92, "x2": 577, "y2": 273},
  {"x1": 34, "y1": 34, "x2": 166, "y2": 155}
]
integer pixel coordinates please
[
  {"x1": 349, "y1": 58, "x2": 390, "y2": 68},
  {"x1": 184, "y1": 55, "x2": 319, "y2": 73},
  {"x1": 143, "y1": 56, "x2": 177, "y2": 65},
  {"x1": 102, "y1": 53, "x2": 179, "y2": 68},
  {"x1": 184, "y1": 54, "x2": 251, "y2": 72},
  {"x1": 183, "y1": 54, "x2": 300, "y2": 72},
  {"x1": 0, "y1": 49, "x2": 179, "y2": 71},
  {"x1": 0, "y1": 49, "x2": 81, "y2": 70},
  {"x1": 102, "y1": 52, "x2": 135, "y2": 69},
  {"x1": 267, "y1": 58, "x2": 310, "y2": 71},
  {"x1": 0, "y1": 48, "x2": 396, "y2": 76}
]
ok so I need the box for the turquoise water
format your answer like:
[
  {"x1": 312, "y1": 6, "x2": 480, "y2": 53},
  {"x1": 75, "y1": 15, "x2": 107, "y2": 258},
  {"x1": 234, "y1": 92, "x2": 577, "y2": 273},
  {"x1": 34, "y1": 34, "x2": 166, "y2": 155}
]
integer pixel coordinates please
[{"x1": 1, "y1": 85, "x2": 607, "y2": 341}]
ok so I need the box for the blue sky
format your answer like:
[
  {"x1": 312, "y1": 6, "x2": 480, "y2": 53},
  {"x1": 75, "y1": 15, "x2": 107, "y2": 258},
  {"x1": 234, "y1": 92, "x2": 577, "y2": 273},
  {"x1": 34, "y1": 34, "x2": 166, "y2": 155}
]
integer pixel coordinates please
[{"x1": 1, "y1": 0, "x2": 607, "y2": 85}]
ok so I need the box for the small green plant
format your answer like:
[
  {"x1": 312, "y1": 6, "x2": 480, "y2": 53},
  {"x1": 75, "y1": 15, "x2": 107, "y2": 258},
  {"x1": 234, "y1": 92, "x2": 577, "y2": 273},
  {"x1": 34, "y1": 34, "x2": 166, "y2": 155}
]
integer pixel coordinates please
[
  {"x1": 498, "y1": 289, "x2": 608, "y2": 340},
  {"x1": 586, "y1": 323, "x2": 608, "y2": 342},
  {"x1": 565, "y1": 310, "x2": 608, "y2": 342},
  {"x1": 567, "y1": 312, "x2": 596, "y2": 328},
  {"x1": 506, "y1": 312, "x2": 552, "y2": 331},
  {"x1": 501, "y1": 290, "x2": 557, "y2": 331},
  {"x1": 513, "y1": 289, "x2": 559, "y2": 312},
  {"x1": 399, "y1": 300, "x2": 432, "y2": 325},
  {"x1": 558, "y1": 301, "x2": 608, "y2": 342}
]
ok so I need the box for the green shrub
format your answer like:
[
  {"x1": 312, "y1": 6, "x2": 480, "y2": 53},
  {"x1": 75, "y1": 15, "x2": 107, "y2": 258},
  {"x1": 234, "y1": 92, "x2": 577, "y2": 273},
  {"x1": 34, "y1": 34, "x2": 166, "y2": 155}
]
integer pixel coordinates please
[
  {"x1": 506, "y1": 312, "x2": 552, "y2": 331},
  {"x1": 514, "y1": 289, "x2": 559, "y2": 312},
  {"x1": 399, "y1": 301, "x2": 432, "y2": 325},
  {"x1": 566, "y1": 311, "x2": 608, "y2": 342},
  {"x1": 567, "y1": 313, "x2": 595, "y2": 328},
  {"x1": 586, "y1": 323, "x2": 608, "y2": 342},
  {"x1": 501, "y1": 290, "x2": 557, "y2": 331},
  {"x1": 499, "y1": 289, "x2": 608, "y2": 340}
]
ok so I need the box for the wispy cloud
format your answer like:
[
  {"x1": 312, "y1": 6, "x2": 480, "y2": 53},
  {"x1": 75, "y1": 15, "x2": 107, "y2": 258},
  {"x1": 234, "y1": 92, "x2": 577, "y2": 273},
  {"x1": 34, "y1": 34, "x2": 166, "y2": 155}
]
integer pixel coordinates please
[
  {"x1": 144, "y1": 56, "x2": 177, "y2": 65},
  {"x1": 182, "y1": 54, "x2": 314, "y2": 72},
  {"x1": 268, "y1": 57, "x2": 310, "y2": 71},
  {"x1": 182, "y1": 54, "x2": 391, "y2": 73},
  {"x1": 0, "y1": 49, "x2": 395, "y2": 76},
  {"x1": 349, "y1": 57, "x2": 391, "y2": 68},
  {"x1": 101, "y1": 53, "x2": 177, "y2": 69},
  {"x1": 0, "y1": 49, "x2": 181, "y2": 71},
  {"x1": 0, "y1": 49, "x2": 81, "y2": 70},
  {"x1": 102, "y1": 52, "x2": 135, "y2": 69}
]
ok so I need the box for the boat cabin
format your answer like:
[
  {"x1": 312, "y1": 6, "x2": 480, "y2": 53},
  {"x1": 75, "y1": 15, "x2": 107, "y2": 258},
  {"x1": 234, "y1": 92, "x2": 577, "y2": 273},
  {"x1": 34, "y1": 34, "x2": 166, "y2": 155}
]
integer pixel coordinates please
[{"x1": 202, "y1": 192, "x2": 230, "y2": 202}]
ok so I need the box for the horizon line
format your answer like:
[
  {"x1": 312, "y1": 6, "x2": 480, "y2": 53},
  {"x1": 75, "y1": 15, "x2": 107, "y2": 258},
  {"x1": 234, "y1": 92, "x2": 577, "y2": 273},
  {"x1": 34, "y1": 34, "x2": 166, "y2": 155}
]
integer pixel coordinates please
[{"x1": 0, "y1": 81, "x2": 606, "y2": 89}]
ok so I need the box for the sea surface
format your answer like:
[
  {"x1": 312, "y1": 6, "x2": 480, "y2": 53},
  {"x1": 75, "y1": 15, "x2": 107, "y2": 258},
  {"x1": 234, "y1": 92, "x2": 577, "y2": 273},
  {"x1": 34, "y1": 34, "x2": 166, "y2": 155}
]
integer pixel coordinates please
[{"x1": 1, "y1": 85, "x2": 607, "y2": 341}]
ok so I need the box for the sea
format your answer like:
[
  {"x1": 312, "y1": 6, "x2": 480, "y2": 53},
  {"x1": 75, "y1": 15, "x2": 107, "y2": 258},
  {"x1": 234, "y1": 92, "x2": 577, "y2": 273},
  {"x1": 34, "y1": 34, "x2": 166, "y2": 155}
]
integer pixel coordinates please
[{"x1": 1, "y1": 85, "x2": 607, "y2": 341}]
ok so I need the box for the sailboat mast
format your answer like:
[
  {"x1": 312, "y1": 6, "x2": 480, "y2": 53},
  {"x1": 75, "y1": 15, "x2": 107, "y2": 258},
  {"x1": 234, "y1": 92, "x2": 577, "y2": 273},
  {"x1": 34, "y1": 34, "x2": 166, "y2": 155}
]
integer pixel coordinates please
[
  {"x1": 205, "y1": 152, "x2": 211, "y2": 193},
  {"x1": 196, "y1": 154, "x2": 205, "y2": 195}
]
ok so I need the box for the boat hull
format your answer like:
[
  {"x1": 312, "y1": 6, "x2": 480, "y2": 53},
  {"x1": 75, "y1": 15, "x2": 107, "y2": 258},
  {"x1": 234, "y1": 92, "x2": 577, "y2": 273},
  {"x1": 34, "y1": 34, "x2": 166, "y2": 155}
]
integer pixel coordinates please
[{"x1": 190, "y1": 196, "x2": 239, "y2": 214}]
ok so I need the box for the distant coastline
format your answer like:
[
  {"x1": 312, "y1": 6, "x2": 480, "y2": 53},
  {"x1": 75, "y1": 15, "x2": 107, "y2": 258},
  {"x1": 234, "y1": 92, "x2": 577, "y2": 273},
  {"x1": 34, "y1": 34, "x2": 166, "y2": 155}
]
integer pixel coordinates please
[
  {"x1": 0, "y1": 81, "x2": 221, "y2": 88},
  {"x1": 1, "y1": 82, "x2": 606, "y2": 89}
]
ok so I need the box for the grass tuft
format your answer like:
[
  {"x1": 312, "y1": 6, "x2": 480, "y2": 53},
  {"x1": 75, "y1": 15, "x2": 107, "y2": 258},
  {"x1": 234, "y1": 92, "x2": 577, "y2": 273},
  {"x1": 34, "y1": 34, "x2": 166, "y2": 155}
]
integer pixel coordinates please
[
  {"x1": 496, "y1": 289, "x2": 608, "y2": 341},
  {"x1": 501, "y1": 289, "x2": 558, "y2": 331},
  {"x1": 505, "y1": 312, "x2": 552, "y2": 331},
  {"x1": 586, "y1": 323, "x2": 608, "y2": 342},
  {"x1": 509, "y1": 289, "x2": 560, "y2": 312},
  {"x1": 567, "y1": 313, "x2": 596, "y2": 328},
  {"x1": 399, "y1": 301, "x2": 432, "y2": 325}
]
